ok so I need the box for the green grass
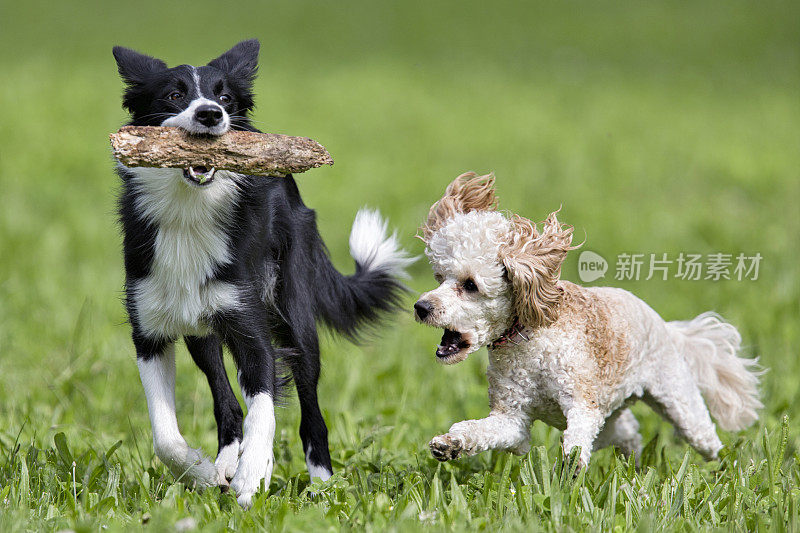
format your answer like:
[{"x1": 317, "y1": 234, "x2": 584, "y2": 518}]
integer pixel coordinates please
[{"x1": 0, "y1": 0, "x2": 798, "y2": 530}]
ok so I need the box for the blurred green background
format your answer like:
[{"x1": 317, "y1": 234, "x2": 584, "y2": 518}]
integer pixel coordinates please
[{"x1": 0, "y1": 0, "x2": 798, "y2": 529}]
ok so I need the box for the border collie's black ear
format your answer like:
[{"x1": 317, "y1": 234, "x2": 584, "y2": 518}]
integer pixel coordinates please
[
  {"x1": 113, "y1": 46, "x2": 167, "y2": 84},
  {"x1": 208, "y1": 39, "x2": 260, "y2": 82}
]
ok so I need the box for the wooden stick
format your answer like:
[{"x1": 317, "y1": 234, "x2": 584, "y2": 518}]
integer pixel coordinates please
[{"x1": 110, "y1": 126, "x2": 333, "y2": 176}]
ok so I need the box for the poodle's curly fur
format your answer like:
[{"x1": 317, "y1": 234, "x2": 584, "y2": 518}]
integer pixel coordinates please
[{"x1": 416, "y1": 173, "x2": 763, "y2": 466}]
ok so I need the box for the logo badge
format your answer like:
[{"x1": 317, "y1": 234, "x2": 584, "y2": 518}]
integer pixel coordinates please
[{"x1": 578, "y1": 251, "x2": 608, "y2": 283}]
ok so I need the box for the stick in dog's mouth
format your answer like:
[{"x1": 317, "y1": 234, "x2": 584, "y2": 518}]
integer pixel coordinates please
[{"x1": 436, "y1": 329, "x2": 471, "y2": 364}]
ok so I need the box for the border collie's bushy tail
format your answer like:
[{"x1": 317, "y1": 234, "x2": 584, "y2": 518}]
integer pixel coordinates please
[
  {"x1": 668, "y1": 312, "x2": 763, "y2": 431},
  {"x1": 315, "y1": 208, "x2": 415, "y2": 339}
]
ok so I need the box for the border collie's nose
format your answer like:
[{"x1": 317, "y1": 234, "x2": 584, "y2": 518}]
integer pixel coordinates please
[
  {"x1": 195, "y1": 104, "x2": 223, "y2": 127},
  {"x1": 414, "y1": 300, "x2": 433, "y2": 321}
]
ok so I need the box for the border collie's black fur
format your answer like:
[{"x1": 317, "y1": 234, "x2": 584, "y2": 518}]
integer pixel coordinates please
[{"x1": 113, "y1": 39, "x2": 411, "y2": 507}]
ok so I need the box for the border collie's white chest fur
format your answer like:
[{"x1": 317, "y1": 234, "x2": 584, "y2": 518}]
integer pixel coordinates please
[{"x1": 127, "y1": 166, "x2": 241, "y2": 339}]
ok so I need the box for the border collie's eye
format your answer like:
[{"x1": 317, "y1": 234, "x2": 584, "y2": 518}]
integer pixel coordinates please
[
  {"x1": 219, "y1": 94, "x2": 232, "y2": 104},
  {"x1": 167, "y1": 91, "x2": 184, "y2": 101},
  {"x1": 463, "y1": 278, "x2": 478, "y2": 293}
]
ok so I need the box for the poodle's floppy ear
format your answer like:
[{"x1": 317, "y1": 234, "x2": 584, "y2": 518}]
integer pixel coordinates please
[
  {"x1": 500, "y1": 210, "x2": 575, "y2": 329},
  {"x1": 421, "y1": 172, "x2": 498, "y2": 241}
]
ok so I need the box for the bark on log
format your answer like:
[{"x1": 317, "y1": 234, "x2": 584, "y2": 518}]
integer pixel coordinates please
[{"x1": 110, "y1": 126, "x2": 333, "y2": 176}]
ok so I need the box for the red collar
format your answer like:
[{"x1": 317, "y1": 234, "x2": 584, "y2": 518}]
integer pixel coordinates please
[{"x1": 489, "y1": 318, "x2": 530, "y2": 350}]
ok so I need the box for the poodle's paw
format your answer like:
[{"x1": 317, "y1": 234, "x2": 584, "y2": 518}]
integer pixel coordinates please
[
  {"x1": 558, "y1": 446, "x2": 589, "y2": 478},
  {"x1": 429, "y1": 433, "x2": 465, "y2": 462},
  {"x1": 510, "y1": 438, "x2": 531, "y2": 456}
]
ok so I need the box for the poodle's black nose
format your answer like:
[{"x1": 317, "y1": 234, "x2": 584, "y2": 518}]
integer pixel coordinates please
[
  {"x1": 414, "y1": 300, "x2": 433, "y2": 320},
  {"x1": 195, "y1": 104, "x2": 223, "y2": 127}
]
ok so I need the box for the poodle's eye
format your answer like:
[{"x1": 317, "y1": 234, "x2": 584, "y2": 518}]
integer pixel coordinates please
[{"x1": 462, "y1": 278, "x2": 478, "y2": 293}]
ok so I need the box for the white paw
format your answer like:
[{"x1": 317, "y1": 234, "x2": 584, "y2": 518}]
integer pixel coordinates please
[
  {"x1": 232, "y1": 392, "x2": 276, "y2": 508},
  {"x1": 561, "y1": 445, "x2": 590, "y2": 474},
  {"x1": 305, "y1": 446, "x2": 332, "y2": 483},
  {"x1": 167, "y1": 446, "x2": 218, "y2": 489},
  {"x1": 307, "y1": 463, "x2": 332, "y2": 483},
  {"x1": 510, "y1": 439, "x2": 532, "y2": 456},
  {"x1": 230, "y1": 449, "x2": 273, "y2": 509},
  {"x1": 429, "y1": 433, "x2": 465, "y2": 461},
  {"x1": 215, "y1": 440, "x2": 240, "y2": 487},
  {"x1": 236, "y1": 490, "x2": 254, "y2": 509}
]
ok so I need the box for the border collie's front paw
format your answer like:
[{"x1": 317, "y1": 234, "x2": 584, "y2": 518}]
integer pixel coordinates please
[
  {"x1": 170, "y1": 446, "x2": 218, "y2": 489},
  {"x1": 230, "y1": 449, "x2": 273, "y2": 509},
  {"x1": 429, "y1": 434, "x2": 465, "y2": 461},
  {"x1": 215, "y1": 440, "x2": 240, "y2": 488},
  {"x1": 230, "y1": 473, "x2": 258, "y2": 509}
]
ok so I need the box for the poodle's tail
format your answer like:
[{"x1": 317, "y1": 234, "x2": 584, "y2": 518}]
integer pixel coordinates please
[{"x1": 668, "y1": 312, "x2": 763, "y2": 431}]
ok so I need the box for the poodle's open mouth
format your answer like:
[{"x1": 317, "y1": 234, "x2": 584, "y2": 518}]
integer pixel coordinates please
[
  {"x1": 436, "y1": 329, "x2": 471, "y2": 365},
  {"x1": 183, "y1": 166, "x2": 216, "y2": 186}
]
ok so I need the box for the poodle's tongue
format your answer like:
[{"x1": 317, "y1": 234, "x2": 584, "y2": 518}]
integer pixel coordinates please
[{"x1": 437, "y1": 329, "x2": 467, "y2": 358}]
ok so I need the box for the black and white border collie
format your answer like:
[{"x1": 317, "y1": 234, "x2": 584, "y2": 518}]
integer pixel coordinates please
[{"x1": 113, "y1": 39, "x2": 412, "y2": 508}]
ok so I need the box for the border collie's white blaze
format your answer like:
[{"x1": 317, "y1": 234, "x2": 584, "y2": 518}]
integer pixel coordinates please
[
  {"x1": 114, "y1": 39, "x2": 412, "y2": 508},
  {"x1": 161, "y1": 92, "x2": 231, "y2": 136}
]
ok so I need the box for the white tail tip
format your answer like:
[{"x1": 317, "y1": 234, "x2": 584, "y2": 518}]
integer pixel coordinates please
[{"x1": 349, "y1": 208, "x2": 416, "y2": 278}]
